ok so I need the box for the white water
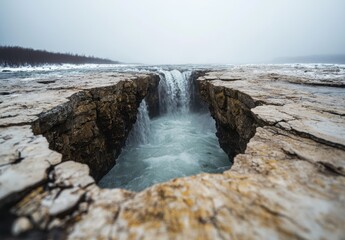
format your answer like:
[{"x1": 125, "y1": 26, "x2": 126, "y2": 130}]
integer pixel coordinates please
[
  {"x1": 99, "y1": 69, "x2": 231, "y2": 192},
  {"x1": 126, "y1": 100, "x2": 151, "y2": 146},
  {"x1": 158, "y1": 70, "x2": 192, "y2": 114}
]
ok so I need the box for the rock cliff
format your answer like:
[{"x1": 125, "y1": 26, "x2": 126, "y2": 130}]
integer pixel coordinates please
[
  {"x1": 32, "y1": 78, "x2": 159, "y2": 180},
  {"x1": 0, "y1": 72, "x2": 159, "y2": 213},
  {"x1": 0, "y1": 65, "x2": 344, "y2": 239}
]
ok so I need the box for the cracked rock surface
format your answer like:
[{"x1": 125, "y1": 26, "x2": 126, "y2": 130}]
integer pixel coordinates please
[{"x1": 1, "y1": 65, "x2": 345, "y2": 239}]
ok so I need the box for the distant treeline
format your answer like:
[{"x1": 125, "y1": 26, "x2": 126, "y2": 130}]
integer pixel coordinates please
[
  {"x1": 0, "y1": 46, "x2": 120, "y2": 67},
  {"x1": 274, "y1": 54, "x2": 345, "y2": 64}
]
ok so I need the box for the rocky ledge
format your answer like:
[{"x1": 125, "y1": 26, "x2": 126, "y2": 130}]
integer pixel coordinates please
[{"x1": 1, "y1": 65, "x2": 345, "y2": 239}]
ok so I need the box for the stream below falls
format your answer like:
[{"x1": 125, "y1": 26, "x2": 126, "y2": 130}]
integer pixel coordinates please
[{"x1": 99, "y1": 69, "x2": 231, "y2": 191}]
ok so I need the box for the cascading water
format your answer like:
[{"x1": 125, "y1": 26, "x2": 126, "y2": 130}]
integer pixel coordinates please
[
  {"x1": 158, "y1": 70, "x2": 192, "y2": 114},
  {"x1": 99, "y1": 69, "x2": 231, "y2": 191},
  {"x1": 125, "y1": 100, "x2": 151, "y2": 146}
]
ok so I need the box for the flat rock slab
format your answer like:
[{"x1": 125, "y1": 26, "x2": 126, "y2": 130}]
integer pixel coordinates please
[
  {"x1": 0, "y1": 125, "x2": 62, "y2": 206},
  {"x1": 203, "y1": 65, "x2": 345, "y2": 150},
  {"x1": 1, "y1": 65, "x2": 345, "y2": 239},
  {"x1": 0, "y1": 72, "x2": 149, "y2": 127}
]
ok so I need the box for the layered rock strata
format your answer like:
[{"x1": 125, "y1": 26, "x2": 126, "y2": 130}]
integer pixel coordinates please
[
  {"x1": 0, "y1": 72, "x2": 159, "y2": 208},
  {"x1": 0, "y1": 65, "x2": 345, "y2": 239},
  {"x1": 32, "y1": 78, "x2": 159, "y2": 180}
]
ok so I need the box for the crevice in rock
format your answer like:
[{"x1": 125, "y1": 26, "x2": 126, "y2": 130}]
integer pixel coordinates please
[
  {"x1": 0, "y1": 122, "x2": 35, "y2": 128},
  {"x1": 316, "y1": 162, "x2": 345, "y2": 177},
  {"x1": 0, "y1": 151, "x2": 23, "y2": 167},
  {"x1": 2, "y1": 67, "x2": 345, "y2": 239},
  {"x1": 197, "y1": 78, "x2": 259, "y2": 159},
  {"x1": 285, "y1": 127, "x2": 345, "y2": 151},
  {"x1": 287, "y1": 81, "x2": 345, "y2": 88},
  {"x1": 0, "y1": 91, "x2": 12, "y2": 95},
  {"x1": 0, "y1": 114, "x2": 19, "y2": 119},
  {"x1": 197, "y1": 75, "x2": 345, "y2": 168},
  {"x1": 97, "y1": 69, "x2": 232, "y2": 191},
  {"x1": 31, "y1": 75, "x2": 160, "y2": 181}
]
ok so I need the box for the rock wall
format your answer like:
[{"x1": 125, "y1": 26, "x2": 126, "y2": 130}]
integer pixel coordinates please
[
  {"x1": 32, "y1": 77, "x2": 159, "y2": 180},
  {"x1": 1, "y1": 65, "x2": 345, "y2": 239},
  {"x1": 0, "y1": 72, "x2": 160, "y2": 236},
  {"x1": 198, "y1": 78, "x2": 259, "y2": 158},
  {"x1": 189, "y1": 70, "x2": 209, "y2": 112}
]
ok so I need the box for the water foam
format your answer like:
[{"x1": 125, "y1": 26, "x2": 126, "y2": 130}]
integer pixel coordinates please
[{"x1": 99, "y1": 69, "x2": 231, "y2": 191}]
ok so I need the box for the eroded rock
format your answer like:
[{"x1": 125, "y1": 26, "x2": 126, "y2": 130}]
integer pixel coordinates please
[
  {"x1": 1, "y1": 65, "x2": 345, "y2": 239},
  {"x1": 0, "y1": 126, "x2": 61, "y2": 207}
]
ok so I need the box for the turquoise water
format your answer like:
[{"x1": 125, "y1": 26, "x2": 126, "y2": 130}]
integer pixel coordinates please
[{"x1": 99, "y1": 69, "x2": 231, "y2": 192}]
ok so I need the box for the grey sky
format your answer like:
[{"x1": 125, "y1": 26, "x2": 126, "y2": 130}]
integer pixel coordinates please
[{"x1": 1, "y1": 0, "x2": 344, "y2": 64}]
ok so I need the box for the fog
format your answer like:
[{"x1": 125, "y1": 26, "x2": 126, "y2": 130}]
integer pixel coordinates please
[{"x1": 1, "y1": 0, "x2": 345, "y2": 64}]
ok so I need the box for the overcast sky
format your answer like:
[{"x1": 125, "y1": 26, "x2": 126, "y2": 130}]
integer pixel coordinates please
[{"x1": 1, "y1": 0, "x2": 344, "y2": 64}]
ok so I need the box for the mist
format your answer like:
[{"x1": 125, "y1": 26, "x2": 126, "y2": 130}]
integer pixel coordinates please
[{"x1": 1, "y1": 0, "x2": 345, "y2": 64}]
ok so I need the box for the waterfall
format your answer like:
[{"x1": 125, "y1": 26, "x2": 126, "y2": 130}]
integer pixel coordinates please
[
  {"x1": 99, "y1": 68, "x2": 230, "y2": 192},
  {"x1": 126, "y1": 69, "x2": 191, "y2": 146},
  {"x1": 158, "y1": 69, "x2": 192, "y2": 115},
  {"x1": 126, "y1": 100, "x2": 151, "y2": 146}
]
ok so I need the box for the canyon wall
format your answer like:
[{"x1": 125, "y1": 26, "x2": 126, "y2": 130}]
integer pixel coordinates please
[
  {"x1": 0, "y1": 73, "x2": 159, "y2": 223},
  {"x1": 198, "y1": 76, "x2": 259, "y2": 158},
  {"x1": 0, "y1": 65, "x2": 345, "y2": 239},
  {"x1": 32, "y1": 77, "x2": 159, "y2": 180}
]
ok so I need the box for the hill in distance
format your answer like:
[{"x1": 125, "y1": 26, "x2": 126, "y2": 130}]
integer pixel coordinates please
[
  {"x1": 0, "y1": 46, "x2": 120, "y2": 67},
  {"x1": 274, "y1": 54, "x2": 345, "y2": 64}
]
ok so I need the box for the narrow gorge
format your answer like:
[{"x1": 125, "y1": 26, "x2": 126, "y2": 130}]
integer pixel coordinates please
[
  {"x1": 99, "y1": 70, "x2": 230, "y2": 191},
  {"x1": 0, "y1": 65, "x2": 344, "y2": 239}
]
